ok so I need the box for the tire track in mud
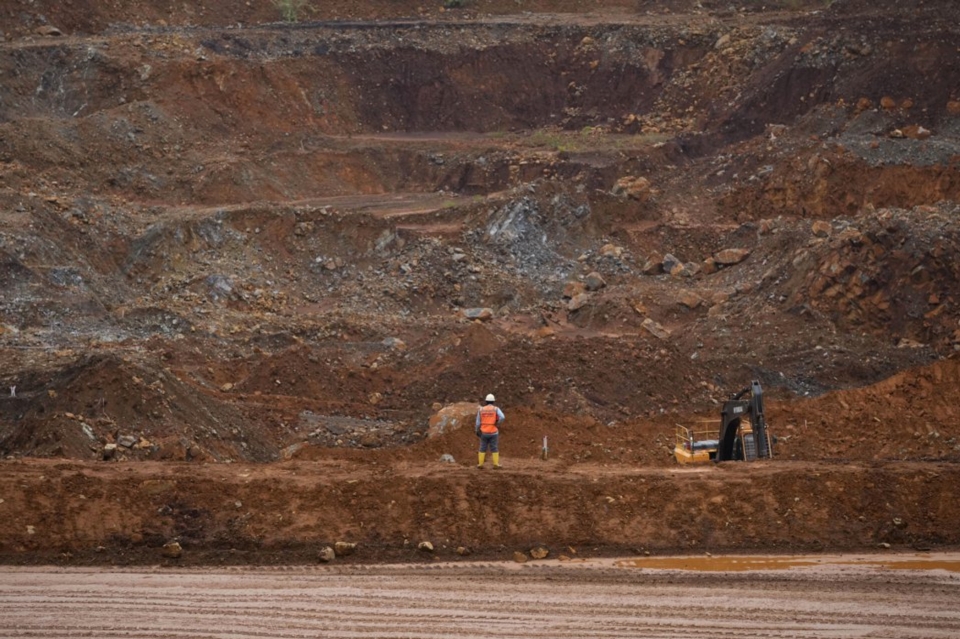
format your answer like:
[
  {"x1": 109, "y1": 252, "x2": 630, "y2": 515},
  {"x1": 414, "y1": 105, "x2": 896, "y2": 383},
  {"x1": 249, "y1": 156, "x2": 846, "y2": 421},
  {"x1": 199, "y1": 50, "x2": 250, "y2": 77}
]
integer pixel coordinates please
[{"x1": 1, "y1": 563, "x2": 959, "y2": 639}]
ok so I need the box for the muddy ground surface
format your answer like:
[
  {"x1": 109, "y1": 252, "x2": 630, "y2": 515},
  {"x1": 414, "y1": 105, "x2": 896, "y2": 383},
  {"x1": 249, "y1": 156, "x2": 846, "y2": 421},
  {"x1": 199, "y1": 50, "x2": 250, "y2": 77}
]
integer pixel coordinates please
[
  {"x1": 2, "y1": 0, "x2": 960, "y2": 564},
  {"x1": 2, "y1": 557, "x2": 960, "y2": 638}
]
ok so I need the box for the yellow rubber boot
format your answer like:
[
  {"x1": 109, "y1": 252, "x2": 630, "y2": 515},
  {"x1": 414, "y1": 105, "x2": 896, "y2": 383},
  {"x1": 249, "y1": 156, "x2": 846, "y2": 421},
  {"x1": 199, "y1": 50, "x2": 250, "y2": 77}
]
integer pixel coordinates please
[
  {"x1": 477, "y1": 452, "x2": 486, "y2": 468},
  {"x1": 492, "y1": 453, "x2": 501, "y2": 469}
]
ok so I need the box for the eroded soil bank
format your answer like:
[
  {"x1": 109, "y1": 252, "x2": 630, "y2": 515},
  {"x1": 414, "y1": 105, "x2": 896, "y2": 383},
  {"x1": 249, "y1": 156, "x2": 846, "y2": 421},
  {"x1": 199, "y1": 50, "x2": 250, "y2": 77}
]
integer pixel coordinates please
[{"x1": 1, "y1": 457, "x2": 957, "y2": 565}]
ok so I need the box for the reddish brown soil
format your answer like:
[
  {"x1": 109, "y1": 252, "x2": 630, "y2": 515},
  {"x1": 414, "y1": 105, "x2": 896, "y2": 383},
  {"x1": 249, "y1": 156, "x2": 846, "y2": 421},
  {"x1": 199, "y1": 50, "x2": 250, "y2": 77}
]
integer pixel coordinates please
[{"x1": 2, "y1": 0, "x2": 960, "y2": 565}]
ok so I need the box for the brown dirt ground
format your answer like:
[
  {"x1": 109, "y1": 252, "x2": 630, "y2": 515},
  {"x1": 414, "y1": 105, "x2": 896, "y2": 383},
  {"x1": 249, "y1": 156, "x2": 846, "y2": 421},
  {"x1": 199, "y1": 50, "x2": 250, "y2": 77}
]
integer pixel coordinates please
[
  {"x1": 3, "y1": 558, "x2": 960, "y2": 638},
  {"x1": 2, "y1": 0, "x2": 960, "y2": 565}
]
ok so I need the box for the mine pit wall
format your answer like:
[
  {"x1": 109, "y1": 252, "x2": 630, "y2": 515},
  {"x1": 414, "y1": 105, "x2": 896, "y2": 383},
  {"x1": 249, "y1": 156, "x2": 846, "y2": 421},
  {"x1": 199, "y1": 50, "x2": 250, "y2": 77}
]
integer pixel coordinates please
[
  {"x1": 0, "y1": 26, "x2": 703, "y2": 133},
  {"x1": 1, "y1": 461, "x2": 958, "y2": 563}
]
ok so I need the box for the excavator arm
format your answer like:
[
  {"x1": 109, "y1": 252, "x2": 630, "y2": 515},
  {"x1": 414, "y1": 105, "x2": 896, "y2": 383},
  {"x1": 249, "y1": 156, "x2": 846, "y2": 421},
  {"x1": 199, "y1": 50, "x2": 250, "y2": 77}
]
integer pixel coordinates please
[{"x1": 716, "y1": 380, "x2": 772, "y2": 462}]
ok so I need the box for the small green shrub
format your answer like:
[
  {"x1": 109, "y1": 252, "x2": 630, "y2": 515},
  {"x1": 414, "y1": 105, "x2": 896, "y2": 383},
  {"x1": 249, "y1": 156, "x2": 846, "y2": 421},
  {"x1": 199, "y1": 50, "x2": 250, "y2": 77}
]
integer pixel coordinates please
[{"x1": 273, "y1": 0, "x2": 310, "y2": 22}]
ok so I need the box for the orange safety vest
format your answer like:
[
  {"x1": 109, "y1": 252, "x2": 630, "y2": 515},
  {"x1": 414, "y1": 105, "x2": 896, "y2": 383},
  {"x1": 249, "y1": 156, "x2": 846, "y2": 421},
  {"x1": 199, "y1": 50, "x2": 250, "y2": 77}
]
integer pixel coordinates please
[{"x1": 479, "y1": 404, "x2": 500, "y2": 434}]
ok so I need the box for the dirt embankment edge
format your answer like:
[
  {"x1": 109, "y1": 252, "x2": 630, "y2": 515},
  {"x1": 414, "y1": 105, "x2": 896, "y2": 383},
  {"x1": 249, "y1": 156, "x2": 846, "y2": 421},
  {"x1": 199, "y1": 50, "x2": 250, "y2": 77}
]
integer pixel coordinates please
[{"x1": 1, "y1": 459, "x2": 957, "y2": 565}]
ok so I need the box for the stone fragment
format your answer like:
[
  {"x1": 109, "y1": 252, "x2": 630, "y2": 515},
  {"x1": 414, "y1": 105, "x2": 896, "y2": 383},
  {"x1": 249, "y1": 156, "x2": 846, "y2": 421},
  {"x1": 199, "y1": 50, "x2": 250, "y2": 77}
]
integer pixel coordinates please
[
  {"x1": 584, "y1": 272, "x2": 606, "y2": 291},
  {"x1": 902, "y1": 125, "x2": 932, "y2": 140},
  {"x1": 562, "y1": 281, "x2": 586, "y2": 298},
  {"x1": 36, "y1": 25, "x2": 63, "y2": 36},
  {"x1": 462, "y1": 307, "x2": 494, "y2": 321},
  {"x1": 641, "y1": 318, "x2": 671, "y2": 340},
  {"x1": 599, "y1": 243, "x2": 623, "y2": 258},
  {"x1": 102, "y1": 443, "x2": 117, "y2": 461},
  {"x1": 714, "y1": 248, "x2": 751, "y2": 265},
  {"x1": 811, "y1": 220, "x2": 833, "y2": 237},
  {"x1": 220, "y1": 383, "x2": 233, "y2": 392},
  {"x1": 612, "y1": 176, "x2": 652, "y2": 202},
  {"x1": 334, "y1": 541, "x2": 357, "y2": 556},
  {"x1": 669, "y1": 262, "x2": 687, "y2": 278},
  {"x1": 383, "y1": 337, "x2": 406, "y2": 350},
  {"x1": 947, "y1": 100, "x2": 960, "y2": 116},
  {"x1": 678, "y1": 292, "x2": 702, "y2": 309},
  {"x1": 117, "y1": 435, "x2": 137, "y2": 449},
  {"x1": 439, "y1": 453, "x2": 456, "y2": 463},
  {"x1": 162, "y1": 541, "x2": 182, "y2": 559},
  {"x1": 662, "y1": 253, "x2": 682, "y2": 274},
  {"x1": 567, "y1": 293, "x2": 590, "y2": 312},
  {"x1": 318, "y1": 546, "x2": 336, "y2": 562},
  {"x1": 281, "y1": 442, "x2": 308, "y2": 460},
  {"x1": 456, "y1": 546, "x2": 471, "y2": 556},
  {"x1": 530, "y1": 546, "x2": 550, "y2": 560},
  {"x1": 714, "y1": 34, "x2": 731, "y2": 49},
  {"x1": 513, "y1": 551, "x2": 528, "y2": 563},
  {"x1": 711, "y1": 291, "x2": 731, "y2": 306},
  {"x1": 701, "y1": 257, "x2": 718, "y2": 275},
  {"x1": 641, "y1": 256, "x2": 663, "y2": 275},
  {"x1": 418, "y1": 541, "x2": 434, "y2": 553},
  {"x1": 880, "y1": 96, "x2": 897, "y2": 110}
]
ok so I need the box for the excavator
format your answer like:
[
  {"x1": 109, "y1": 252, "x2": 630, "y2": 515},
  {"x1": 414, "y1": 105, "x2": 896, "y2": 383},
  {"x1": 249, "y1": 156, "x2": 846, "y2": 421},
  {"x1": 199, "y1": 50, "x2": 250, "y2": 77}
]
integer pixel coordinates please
[{"x1": 674, "y1": 380, "x2": 773, "y2": 464}]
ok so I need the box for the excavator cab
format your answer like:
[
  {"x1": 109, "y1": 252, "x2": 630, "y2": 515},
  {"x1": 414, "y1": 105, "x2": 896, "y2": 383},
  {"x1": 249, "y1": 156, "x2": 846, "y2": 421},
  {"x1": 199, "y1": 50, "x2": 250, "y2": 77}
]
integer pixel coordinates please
[{"x1": 673, "y1": 381, "x2": 773, "y2": 464}]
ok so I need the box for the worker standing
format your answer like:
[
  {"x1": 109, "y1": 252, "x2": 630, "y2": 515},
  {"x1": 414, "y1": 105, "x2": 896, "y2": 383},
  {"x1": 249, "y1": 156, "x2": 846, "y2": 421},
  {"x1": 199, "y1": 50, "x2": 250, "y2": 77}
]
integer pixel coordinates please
[{"x1": 475, "y1": 393, "x2": 504, "y2": 469}]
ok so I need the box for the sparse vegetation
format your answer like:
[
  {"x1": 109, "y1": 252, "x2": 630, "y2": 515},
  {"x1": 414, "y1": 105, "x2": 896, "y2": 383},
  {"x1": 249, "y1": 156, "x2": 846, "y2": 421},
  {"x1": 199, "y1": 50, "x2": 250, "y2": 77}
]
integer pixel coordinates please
[{"x1": 272, "y1": 0, "x2": 310, "y2": 22}]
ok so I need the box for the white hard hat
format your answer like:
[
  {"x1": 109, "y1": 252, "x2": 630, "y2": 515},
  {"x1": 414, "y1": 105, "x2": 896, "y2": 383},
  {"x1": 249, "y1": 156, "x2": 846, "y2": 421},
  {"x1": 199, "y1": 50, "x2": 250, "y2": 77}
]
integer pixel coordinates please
[{"x1": 485, "y1": 393, "x2": 496, "y2": 402}]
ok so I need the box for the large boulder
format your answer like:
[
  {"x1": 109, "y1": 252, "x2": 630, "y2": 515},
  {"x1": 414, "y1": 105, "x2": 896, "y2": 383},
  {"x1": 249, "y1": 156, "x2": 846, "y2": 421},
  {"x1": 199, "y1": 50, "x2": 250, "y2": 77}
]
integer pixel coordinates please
[{"x1": 427, "y1": 402, "x2": 479, "y2": 438}]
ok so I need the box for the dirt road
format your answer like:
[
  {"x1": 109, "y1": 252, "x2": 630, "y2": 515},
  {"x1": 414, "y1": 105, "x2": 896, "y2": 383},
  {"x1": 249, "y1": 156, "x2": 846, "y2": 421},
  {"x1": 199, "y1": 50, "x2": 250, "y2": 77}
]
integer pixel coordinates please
[{"x1": 2, "y1": 555, "x2": 959, "y2": 638}]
